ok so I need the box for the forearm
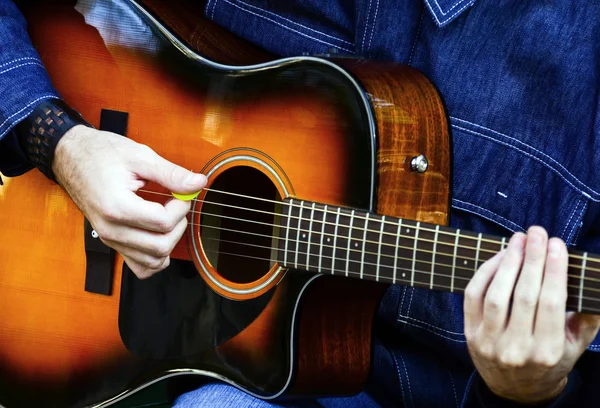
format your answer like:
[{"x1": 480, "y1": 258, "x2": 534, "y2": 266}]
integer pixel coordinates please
[{"x1": 0, "y1": 0, "x2": 60, "y2": 178}]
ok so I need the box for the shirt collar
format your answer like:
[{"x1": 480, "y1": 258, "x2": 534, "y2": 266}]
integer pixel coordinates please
[{"x1": 424, "y1": 0, "x2": 476, "y2": 27}]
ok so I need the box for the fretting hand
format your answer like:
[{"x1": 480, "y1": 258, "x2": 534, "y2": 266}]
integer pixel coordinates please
[
  {"x1": 53, "y1": 125, "x2": 207, "y2": 279},
  {"x1": 464, "y1": 226, "x2": 600, "y2": 403}
]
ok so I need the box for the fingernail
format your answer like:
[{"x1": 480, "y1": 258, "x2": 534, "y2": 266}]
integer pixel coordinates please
[
  {"x1": 185, "y1": 173, "x2": 206, "y2": 188},
  {"x1": 549, "y1": 239, "x2": 561, "y2": 258}
]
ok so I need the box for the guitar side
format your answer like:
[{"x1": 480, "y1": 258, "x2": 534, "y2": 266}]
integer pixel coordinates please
[{"x1": 0, "y1": 0, "x2": 451, "y2": 407}]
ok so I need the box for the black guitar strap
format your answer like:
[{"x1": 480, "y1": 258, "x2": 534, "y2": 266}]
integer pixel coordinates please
[{"x1": 84, "y1": 109, "x2": 128, "y2": 295}]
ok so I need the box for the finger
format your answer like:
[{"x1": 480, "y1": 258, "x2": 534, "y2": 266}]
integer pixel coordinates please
[
  {"x1": 119, "y1": 195, "x2": 192, "y2": 233},
  {"x1": 464, "y1": 249, "x2": 506, "y2": 336},
  {"x1": 102, "y1": 215, "x2": 188, "y2": 258},
  {"x1": 506, "y1": 226, "x2": 548, "y2": 335},
  {"x1": 122, "y1": 253, "x2": 170, "y2": 280},
  {"x1": 533, "y1": 238, "x2": 569, "y2": 361},
  {"x1": 481, "y1": 232, "x2": 526, "y2": 337},
  {"x1": 135, "y1": 146, "x2": 207, "y2": 194}
]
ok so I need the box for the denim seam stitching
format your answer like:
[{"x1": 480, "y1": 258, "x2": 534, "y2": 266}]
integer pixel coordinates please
[
  {"x1": 0, "y1": 94, "x2": 58, "y2": 137},
  {"x1": 460, "y1": 370, "x2": 477, "y2": 408},
  {"x1": 424, "y1": 0, "x2": 473, "y2": 25},
  {"x1": 454, "y1": 124, "x2": 598, "y2": 202},
  {"x1": 218, "y1": 0, "x2": 354, "y2": 53},
  {"x1": 360, "y1": 0, "x2": 374, "y2": 53},
  {"x1": 452, "y1": 117, "x2": 599, "y2": 200},
  {"x1": 567, "y1": 199, "x2": 587, "y2": 244},
  {"x1": 0, "y1": 57, "x2": 40, "y2": 70},
  {"x1": 211, "y1": 0, "x2": 218, "y2": 19},
  {"x1": 431, "y1": 0, "x2": 469, "y2": 15},
  {"x1": 0, "y1": 61, "x2": 44, "y2": 76},
  {"x1": 407, "y1": 287, "x2": 415, "y2": 315},
  {"x1": 452, "y1": 199, "x2": 525, "y2": 232},
  {"x1": 408, "y1": 6, "x2": 425, "y2": 66},
  {"x1": 397, "y1": 318, "x2": 467, "y2": 342},
  {"x1": 367, "y1": 0, "x2": 380, "y2": 52},
  {"x1": 399, "y1": 286, "x2": 407, "y2": 316},
  {"x1": 397, "y1": 314, "x2": 465, "y2": 335},
  {"x1": 231, "y1": 0, "x2": 354, "y2": 46},
  {"x1": 390, "y1": 352, "x2": 407, "y2": 404},
  {"x1": 399, "y1": 354, "x2": 414, "y2": 407},
  {"x1": 448, "y1": 370, "x2": 459, "y2": 408},
  {"x1": 561, "y1": 199, "x2": 580, "y2": 243}
]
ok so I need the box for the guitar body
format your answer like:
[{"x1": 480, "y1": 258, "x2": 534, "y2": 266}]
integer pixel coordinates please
[{"x1": 0, "y1": 0, "x2": 451, "y2": 406}]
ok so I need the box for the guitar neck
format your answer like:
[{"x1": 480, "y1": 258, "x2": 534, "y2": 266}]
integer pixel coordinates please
[{"x1": 276, "y1": 198, "x2": 600, "y2": 315}]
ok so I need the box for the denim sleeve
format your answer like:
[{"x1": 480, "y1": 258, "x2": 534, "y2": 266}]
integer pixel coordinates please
[
  {"x1": 467, "y1": 370, "x2": 581, "y2": 408},
  {"x1": 0, "y1": 0, "x2": 61, "y2": 178}
]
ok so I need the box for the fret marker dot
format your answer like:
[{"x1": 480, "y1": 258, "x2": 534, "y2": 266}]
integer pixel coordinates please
[
  {"x1": 406, "y1": 228, "x2": 410, "y2": 233},
  {"x1": 302, "y1": 233, "x2": 306, "y2": 239},
  {"x1": 327, "y1": 238, "x2": 331, "y2": 243},
  {"x1": 463, "y1": 260, "x2": 468, "y2": 265},
  {"x1": 354, "y1": 242, "x2": 359, "y2": 248},
  {"x1": 402, "y1": 272, "x2": 406, "y2": 278}
]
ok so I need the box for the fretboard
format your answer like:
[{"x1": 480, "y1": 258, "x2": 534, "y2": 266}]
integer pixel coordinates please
[{"x1": 276, "y1": 198, "x2": 600, "y2": 315}]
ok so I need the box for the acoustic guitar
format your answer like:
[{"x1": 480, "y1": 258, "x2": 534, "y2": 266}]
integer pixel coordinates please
[{"x1": 1, "y1": 0, "x2": 598, "y2": 406}]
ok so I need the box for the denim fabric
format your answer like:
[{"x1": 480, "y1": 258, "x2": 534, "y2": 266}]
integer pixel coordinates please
[
  {"x1": 178, "y1": 0, "x2": 600, "y2": 406},
  {"x1": 1, "y1": 0, "x2": 600, "y2": 406},
  {"x1": 0, "y1": 0, "x2": 60, "y2": 178}
]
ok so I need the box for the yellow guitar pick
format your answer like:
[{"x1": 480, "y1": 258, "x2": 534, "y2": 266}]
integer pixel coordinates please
[{"x1": 171, "y1": 191, "x2": 201, "y2": 201}]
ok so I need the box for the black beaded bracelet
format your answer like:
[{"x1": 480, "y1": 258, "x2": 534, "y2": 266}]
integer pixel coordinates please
[{"x1": 15, "y1": 98, "x2": 91, "y2": 182}]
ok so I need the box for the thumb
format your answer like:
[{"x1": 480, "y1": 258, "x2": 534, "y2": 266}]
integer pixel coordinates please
[
  {"x1": 138, "y1": 149, "x2": 207, "y2": 193},
  {"x1": 565, "y1": 312, "x2": 600, "y2": 351}
]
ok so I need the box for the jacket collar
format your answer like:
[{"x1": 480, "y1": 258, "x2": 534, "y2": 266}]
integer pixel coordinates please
[{"x1": 424, "y1": 0, "x2": 476, "y2": 27}]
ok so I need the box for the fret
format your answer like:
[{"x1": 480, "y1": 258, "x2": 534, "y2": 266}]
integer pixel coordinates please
[
  {"x1": 397, "y1": 220, "x2": 419, "y2": 283},
  {"x1": 474, "y1": 233, "x2": 482, "y2": 272},
  {"x1": 412, "y1": 222, "x2": 436, "y2": 289},
  {"x1": 318, "y1": 205, "x2": 327, "y2": 273},
  {"x1": 378, "y1": 215, "x2": 397, "y2": 283},
  {"x1": 430, "y1": 225, "x2": 440, "y2": 289},
  {"x1": 284, "y1": 198, "x2": 294, "y2": 266},
  {"x1": 394, "y1": 218, "x2": 402, "y2": 284},
  {"x1": 432, "y1": 227, "x2": 456, "y2": 292},
  {"x1": 376, "y1": 216, "x2": 385, "y2": 282},
  {"x1": 579, "y1": 252, "x2": 588, "y2": 312},
  {"x1": 295, "y1": 201, "x2": 308, "y2": 269},
  {"x1": 348, "y1": 210, "x2": 366, "y2": 279},
  {"x1": 305, "y1": 202, "x2": 316, "y2": 270},
  {"x1": 479, "y1": 232, "x2": 504, "y2": 264},
  {"x1": 332, "y1": 207, "x2": 341, "y2": 275},
  {"x1": 451, "y1": 229, "x2": 460, "y2": 292},
  {"x1": 345, "y1": 210, "x2": 355, "y2": 277},
  {"x1": 320, "y1": 206, "x2": 336, "y2": 274},
  {"x1": 360, "y1": 213, "x2": 370, "y2": 279},
  {"x1": 364, "y1": 216, "x2": 382, "y2": 282},
  {"x1": 411, "y1": 222, "x2": 420, "y2": 287},
  {"x1": 577, "y1": 255, "x2": 600, "y2": 314},
  {"x1": 501, "y1": 237, "x2": 506, "y2": 250}
]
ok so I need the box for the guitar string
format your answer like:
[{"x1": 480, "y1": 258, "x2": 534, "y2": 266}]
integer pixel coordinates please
[
  {"x1": 192, "y1": 221, "x2": 600, "y2": 286},
  {"x1": 162, "y1": 193, "x2": 600, "y2": 275},
  {"x1": 199, "y1": 234, "x2": 600, "y2": 297},
  {"x1": 196, "y1": 243, "x2": 600, "y2": 305},
  {"x1": 139, "y1": 188, "x2": 596, "y2": 264},
  {"x1": 194, "y1": 210, "x2": 600, "y2": 278}
]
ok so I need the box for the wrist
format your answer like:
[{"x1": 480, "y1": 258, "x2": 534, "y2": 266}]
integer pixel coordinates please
[
  {"x1": 15, "y1": 98, "x2": 91, "y2": 183},
  {"x1": 485, "y1": 375, "x2": 568, "y2": 406},
  {"x1": 52, "y1": 124, "x2": 91, "y2": 187}
]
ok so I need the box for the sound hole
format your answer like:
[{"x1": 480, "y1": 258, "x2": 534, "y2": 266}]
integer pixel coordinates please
[{"x1": 200, "y1": 166, "x2": 282, "y2": 283}]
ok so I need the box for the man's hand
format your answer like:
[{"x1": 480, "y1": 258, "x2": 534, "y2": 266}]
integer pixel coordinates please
[
  {"x1": 464, "y1": 226, "x2": 600, "y2": 404},
  {"x1": 52, "y1": 125, "x2": 207, "y2": 279}
]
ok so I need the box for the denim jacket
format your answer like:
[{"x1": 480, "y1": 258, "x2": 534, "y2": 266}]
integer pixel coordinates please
[{"x1": 2, "y1": 0, "x2": 599, "y2": 407}]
